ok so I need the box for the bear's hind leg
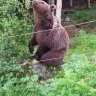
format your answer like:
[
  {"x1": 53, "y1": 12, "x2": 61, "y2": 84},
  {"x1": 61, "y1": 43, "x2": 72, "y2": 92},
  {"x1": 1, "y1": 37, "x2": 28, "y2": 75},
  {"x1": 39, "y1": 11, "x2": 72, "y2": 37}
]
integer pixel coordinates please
[
  {"x1": 40, "y1": 49, "x2": 67, "y2": 67},
  {"x1": 34, "y1": 45, "x2": 49, "y2": 60}
]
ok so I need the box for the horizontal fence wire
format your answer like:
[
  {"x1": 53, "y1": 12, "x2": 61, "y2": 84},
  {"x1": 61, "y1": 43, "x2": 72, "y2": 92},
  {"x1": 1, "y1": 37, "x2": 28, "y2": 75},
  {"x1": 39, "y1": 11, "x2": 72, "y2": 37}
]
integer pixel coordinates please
[
  {"x1": 0, "y1": 52, "x2": 96, "y2": 93},
  {"x1": 0, "y1": 52, "x2": 96, "y2": 69},
  {"x1": 0, "y1": 20, "x2": 96, "y2": 40},
  {"x1": 0, "y1": 20, "x2": 96, "y2": 69}
]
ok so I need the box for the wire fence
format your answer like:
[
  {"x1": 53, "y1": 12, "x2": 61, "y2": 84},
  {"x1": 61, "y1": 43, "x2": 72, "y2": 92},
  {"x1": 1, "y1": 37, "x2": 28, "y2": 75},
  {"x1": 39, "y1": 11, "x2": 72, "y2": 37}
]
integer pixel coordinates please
[
  {"x1": 0, "y1": 20, "x2": 96, "y2": 69},
  {"x1": 0, "y1": 20, "x2": 96, "y2": 40},
  {"x1": 0, "y1": 13, "x2": 96, "y2": 69},
  {"x1": 0, "y1": 52, "x2": 96, "y2": 69},
  {"x1": 0, "y1": 52, "x2": 96, "y2": 93}
]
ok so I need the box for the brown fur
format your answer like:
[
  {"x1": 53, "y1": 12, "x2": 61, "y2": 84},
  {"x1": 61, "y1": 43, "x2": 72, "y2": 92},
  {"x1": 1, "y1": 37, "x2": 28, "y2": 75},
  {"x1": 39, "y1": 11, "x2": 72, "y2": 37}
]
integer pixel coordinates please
[{"x1": 29, "y1": 0, "x2": 69, "y2": 67}]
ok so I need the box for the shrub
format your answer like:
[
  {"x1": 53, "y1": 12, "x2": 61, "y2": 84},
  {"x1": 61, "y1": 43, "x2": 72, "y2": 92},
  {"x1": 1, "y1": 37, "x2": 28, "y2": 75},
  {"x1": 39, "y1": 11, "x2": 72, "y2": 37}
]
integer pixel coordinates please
[{"x1": 0, "y1": 0, "x2": 34, "y2": 87}]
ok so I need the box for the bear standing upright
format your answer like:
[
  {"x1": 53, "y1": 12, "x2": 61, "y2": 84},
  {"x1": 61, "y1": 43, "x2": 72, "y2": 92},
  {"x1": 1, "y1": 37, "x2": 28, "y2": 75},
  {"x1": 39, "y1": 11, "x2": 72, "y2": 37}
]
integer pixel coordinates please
[{"x1": 29, "y1": 0, "x2": 69, "y2": 67}]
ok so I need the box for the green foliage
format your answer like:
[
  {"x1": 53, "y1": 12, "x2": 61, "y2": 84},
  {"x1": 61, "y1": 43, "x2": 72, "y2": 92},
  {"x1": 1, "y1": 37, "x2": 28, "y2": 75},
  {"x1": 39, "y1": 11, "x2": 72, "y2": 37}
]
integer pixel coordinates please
[
  {"x1": 0, "y1": 0, "x2": 96, "y2": 96},
  {"x1": 73, "y1": 5, "x2": 96, "y2": 22},
  {"x1": 63, "y1": 5, "x2": 96, "y2": 22},
  {"x1": 0, "y1": 0, "x2": 34, "y2": 63},
  {"x1": 1, "y1": 27, "x2": 96, "y2": 96},
  {"x1": 69, "y1": 30, "x2": 96, "y2": 55},
  {"x1": 0, "y1": 0, "x2": 34, "y2": 92}
]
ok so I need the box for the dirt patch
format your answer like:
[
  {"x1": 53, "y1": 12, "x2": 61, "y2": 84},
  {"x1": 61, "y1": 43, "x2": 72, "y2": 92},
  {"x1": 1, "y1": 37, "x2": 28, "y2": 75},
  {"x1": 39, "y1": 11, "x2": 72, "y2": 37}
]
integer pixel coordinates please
[{"x1": 63, "y1": 22, "x2": 96, "y2": 38}]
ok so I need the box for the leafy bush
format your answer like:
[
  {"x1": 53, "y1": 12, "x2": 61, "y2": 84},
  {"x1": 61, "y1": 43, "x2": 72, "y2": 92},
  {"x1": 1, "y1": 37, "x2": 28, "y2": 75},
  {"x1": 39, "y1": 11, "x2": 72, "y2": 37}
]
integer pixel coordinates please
[
  {"x1": 0, "y1": 0, "x2": 34, "y2": 63},
  {"x1": 0, "y1": 0, "x2": 34, "y2": 88}
]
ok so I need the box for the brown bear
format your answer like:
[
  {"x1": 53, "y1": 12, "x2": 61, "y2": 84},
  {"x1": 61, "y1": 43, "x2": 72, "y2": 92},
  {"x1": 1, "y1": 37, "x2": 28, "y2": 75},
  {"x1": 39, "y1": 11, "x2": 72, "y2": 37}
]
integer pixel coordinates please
[{"x1": 29, "y1": 0, "x2": 69, "y2": 67}]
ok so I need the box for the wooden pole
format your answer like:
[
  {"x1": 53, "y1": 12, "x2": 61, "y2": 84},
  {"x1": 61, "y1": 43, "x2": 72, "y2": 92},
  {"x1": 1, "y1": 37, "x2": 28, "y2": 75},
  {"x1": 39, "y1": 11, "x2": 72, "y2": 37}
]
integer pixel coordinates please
[
  {"x1": 48, "y1": 0, "x2": 55, "y2": 14},
  {"x1": 48, "y1": 0, "x2": 55, "y2": 5},
  {"x1": 70, "y1": 0, "x2": 73, "y2": 8},
  {"x1": 87, "y1": 0, "x2": 91, "y2": 8},
  {"x1": 56, "y1": 0, "x2": 62, "y2": 23}
]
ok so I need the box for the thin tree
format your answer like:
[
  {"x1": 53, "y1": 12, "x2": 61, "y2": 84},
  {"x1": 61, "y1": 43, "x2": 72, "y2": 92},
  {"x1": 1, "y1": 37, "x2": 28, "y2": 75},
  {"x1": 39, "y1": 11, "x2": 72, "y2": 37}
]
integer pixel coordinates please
[
  {"x1": 48, "y1": 0, "x2": 55, "y2": 5},
  {"x1": 87, "y1": 0, "x2": 91, "y2": 8},
  {"x1": 56, "y1": 0, "x2": 62, "y2": 24},
  {"x1": 70, "y1": 0, "x2": 73, "y2": 8}
]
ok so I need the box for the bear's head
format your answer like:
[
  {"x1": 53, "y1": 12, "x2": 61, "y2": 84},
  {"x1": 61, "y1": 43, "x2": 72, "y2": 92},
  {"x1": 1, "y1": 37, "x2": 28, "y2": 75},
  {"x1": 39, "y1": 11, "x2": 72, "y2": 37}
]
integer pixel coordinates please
[{"x1": 32, "y1": 0, "x2": 56, "y2": 14}]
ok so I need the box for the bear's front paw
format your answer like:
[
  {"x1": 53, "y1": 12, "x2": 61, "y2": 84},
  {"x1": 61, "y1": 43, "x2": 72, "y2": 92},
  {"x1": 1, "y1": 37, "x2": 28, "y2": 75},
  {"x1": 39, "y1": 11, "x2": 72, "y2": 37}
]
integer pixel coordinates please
[{"x1": 28, "y1": 42, "x2": 34, "y2": 54}]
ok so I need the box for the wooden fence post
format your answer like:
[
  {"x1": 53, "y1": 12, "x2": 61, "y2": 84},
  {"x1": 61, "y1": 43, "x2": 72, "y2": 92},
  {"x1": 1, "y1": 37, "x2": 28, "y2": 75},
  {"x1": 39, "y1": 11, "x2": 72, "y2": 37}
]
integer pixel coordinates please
[
  {"x1": 48, "y1": 0, "x2": 55, "y2": 4},
  {"x1": 87, "y1": 0, "x2": 91, "y2": 8},
  {"x1": 56, "y1": 0, "x2": 62, "y2": 23},
  {"x1": 70, "y1": 0, "x2": 73, "y2": 8}
]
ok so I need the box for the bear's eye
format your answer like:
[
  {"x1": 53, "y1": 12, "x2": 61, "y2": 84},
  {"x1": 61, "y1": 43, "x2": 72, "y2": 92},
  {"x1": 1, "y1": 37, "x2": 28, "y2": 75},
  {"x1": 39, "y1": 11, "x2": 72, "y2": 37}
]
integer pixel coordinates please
[{"x1": 41, "y1": 1, "x2": 44, "y2": 4}]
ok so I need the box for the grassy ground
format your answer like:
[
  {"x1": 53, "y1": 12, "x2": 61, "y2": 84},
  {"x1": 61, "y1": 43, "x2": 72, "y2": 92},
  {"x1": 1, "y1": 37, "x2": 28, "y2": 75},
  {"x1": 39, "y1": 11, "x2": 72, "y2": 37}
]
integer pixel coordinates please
[
  {"x1": 62, "y1": 5, "x2": 96, "y2": 22},
  {"x1": 62, "y1": 5, "x2": 96, "y2": 38},
  {"x1": 0, "y1": 31, "x2": 96, "y2": 96}
]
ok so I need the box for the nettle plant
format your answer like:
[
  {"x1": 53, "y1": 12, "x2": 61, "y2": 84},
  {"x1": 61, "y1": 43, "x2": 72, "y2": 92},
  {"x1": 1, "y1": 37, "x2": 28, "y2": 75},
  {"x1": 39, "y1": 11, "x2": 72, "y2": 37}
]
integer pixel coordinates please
[
  {"x1": 0, "y1": 0, "x2": 34, "y2": 88},
  {"x1": 0, "y1": 0, "x2": 35, "y2": 62}
]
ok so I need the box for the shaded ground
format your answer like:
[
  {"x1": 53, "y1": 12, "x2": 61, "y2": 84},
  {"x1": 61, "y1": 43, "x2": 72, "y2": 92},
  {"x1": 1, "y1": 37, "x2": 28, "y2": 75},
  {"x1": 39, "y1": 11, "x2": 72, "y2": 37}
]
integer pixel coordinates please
[
  {"x1": 61, "y1": 4, "x2": 96, "y2": 38},
  {"x1": 63, "y1": 21, "x2": 96, "y2": 38}
]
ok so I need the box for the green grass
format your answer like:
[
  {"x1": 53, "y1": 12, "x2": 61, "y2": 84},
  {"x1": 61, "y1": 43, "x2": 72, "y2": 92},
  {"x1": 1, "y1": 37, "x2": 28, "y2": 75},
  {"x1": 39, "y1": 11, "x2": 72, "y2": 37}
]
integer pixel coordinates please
[
  {"x1": 68, "y1": 30, "x2": 96, "y2": 55},
  {"x1": 63, "y1": 5, "x2": 96, "y2": 22},
  {"x1": 0, "y1": 31, "x2": 96, "y2": 96}
]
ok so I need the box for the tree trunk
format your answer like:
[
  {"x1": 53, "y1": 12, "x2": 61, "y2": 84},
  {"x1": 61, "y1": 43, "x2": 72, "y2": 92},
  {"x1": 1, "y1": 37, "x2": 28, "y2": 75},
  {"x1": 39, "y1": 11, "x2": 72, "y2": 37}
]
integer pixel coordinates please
[
  {"x1": 48, "y1": 0, "x2": 55, "y2": 14},
  {"x1": 87, "y1": 0, "x2": 91, "y2": 8},
  {"x1": 56, "y1": 0, "x2": 62, "y2": 24},
  {"x1": 48, "y1": 0, "x2": 55, "y2": 5},
  {"x1": 69, "y1": 0, "x2": 73, "y2": 8}
]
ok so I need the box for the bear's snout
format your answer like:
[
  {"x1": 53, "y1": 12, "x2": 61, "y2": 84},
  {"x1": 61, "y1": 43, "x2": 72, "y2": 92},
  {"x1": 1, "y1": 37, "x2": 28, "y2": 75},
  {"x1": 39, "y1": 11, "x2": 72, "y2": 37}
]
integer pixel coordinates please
[{"x1": 32, "y1": 0, "x2": 38, "y2": 5}]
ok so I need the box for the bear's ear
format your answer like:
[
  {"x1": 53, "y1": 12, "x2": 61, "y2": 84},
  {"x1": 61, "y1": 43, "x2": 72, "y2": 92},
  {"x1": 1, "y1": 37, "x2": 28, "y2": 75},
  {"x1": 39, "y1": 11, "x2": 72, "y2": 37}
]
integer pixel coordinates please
[{"x1": 50, "y1": 4, "x2": 56, "y2": 12}]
